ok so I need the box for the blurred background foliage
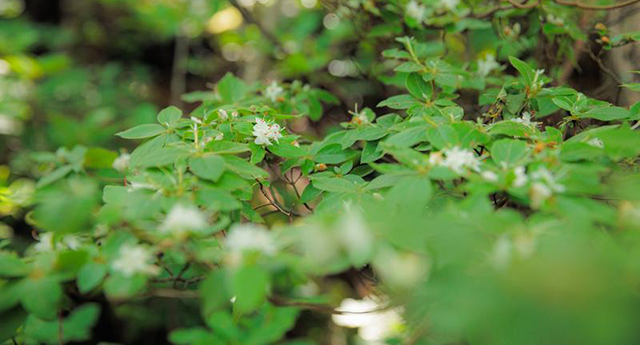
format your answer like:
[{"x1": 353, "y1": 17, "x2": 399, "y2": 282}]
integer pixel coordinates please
[{"x1": 2, "y1": 0, "x2": 640, "y2": 344}]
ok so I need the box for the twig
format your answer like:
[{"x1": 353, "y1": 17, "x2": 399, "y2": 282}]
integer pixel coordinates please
[
  {"x1": 506, "y1": 0, "x2": 540, "y2": 9},
  {"x1": 587, "y1": 48, "x2": 623, "y2": 84},
  {"x1": 268, "y1": 295, "x2": 393, "y2": 315},
  {"x1": 170, "y1": 27, "x2": 189, "y2": 108},
  {"x1": 228, "y1": 0, "x2": 281, "y2": 46},
  {"x1": 57, "y1": 310, "x2": 64, "y2": 345},
  {"x1": 553, "y1": 0, "x2": 640, "y2": 10}
]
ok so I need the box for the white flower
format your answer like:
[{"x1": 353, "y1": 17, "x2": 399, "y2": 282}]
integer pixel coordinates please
[
  {"x1": 428, "y1": 152, "x2": 444, "y2": 166},
  {"x1": 512, "y1": 112, "x2": 539, "y2": 128},
  {"x1": 440, "y1": 146, "x2": 481, "y2": 174},
  {"x1": 127, "y1": 181, "x2": 155, "y2": 191},
  {"x1": 481, "y1": 170, "x2": 499, "y2": 182},
  {"x1": 440, "y1": 0, "x2": 459, "y2": 11},
  {"x1": 225, "y1": 224, "x2": 277, "y2": 255},
  {"x1": 477, "y1": 54, "x2": 500, "y2": 77},
  {"x1": 215, "y1": 133, "x2": 224, "y2": 141},
  {"x1": 0, "y1": 59, "x2": 10, "y2": 75},
  {"x1": 34, "y1": 233, "x2": 83, "y2": 252},
  {"x1": 532, "y1": 69, "x2": 546, "y2": 91},
  {"x1": 332, "y1": 297, "x2": 403, "y2": 342},
  {"x1": 513, "y1": 166, "x2": 528, "y2": 188},
  {"x1": 112, "y1": 153, "x2": 130, "y2": 173},
  {"x1": 218, "y1": 109, "x2": 229, "y2": 121},
  {"x1": 528, "y1": 168, "x2": 564, "y2": 208},
  {"x1": 406, "y1": 0, "x2": 426, "y2": 22},
  {"x1": 0, "y1": 115, "x2": 20, "y2": 135},
  {"x1": 62, "y1": 235, "x2": 82, "y2": 250},
  {"x1": 587, "y1": 138, "x2": 604, "y2": 148},
  {"x1": 531, "y1": 167, "x2": 565, "y2": 193},
  {"x1": 491, "y1": 235, "x2": 512, "y2": 270},
  {"x1": 160, "y1": 204, "x2": 207, "y2": 235},
  {"x1": 253, "y1": 118, "x2": 283, "y2": 146},
  {"x1": 338, "y1": 204, "x2": 373, "y2": 266},
  {"x1": 34, "y1": 232, "x2": 54, "y2": 252},
  {"x1": 530, "y1": 182, "x2": 552, "y2": 209},
  {"x1": 190, "y1": 116, "x2": 203, "y2": 125},
  {"x1": 546, "y1": 14, "x2": 564, "y2": 25},
  {"x1": 264, "y1": 81, "x2": 283, "y2": 102},
  {"x1": 111, "y1": 244, "x2": 159, "y2": 277}
]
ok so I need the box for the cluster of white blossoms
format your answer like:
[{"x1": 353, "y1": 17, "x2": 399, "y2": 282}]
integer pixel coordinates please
[
  {"x1": 513, "y1": 166, "x2": 528, "y2": 187},
  {"x1": 529, "y1": 167, "x2": 565, "y2": 208},
  {"x1": 430, "y1": 146, "x2": 481, "y2": 175},
  {"x1": 332, "y1": 296, "x2": 403, "y2": 342},
  {"x1": 34, "y1": 232, "x2": 82, "y2": 252},
  {"x1": 112, "y1": 153, "x2": 130, "y2": 173},
  {"x1": 253, "y1": 118, "x2": 283, "y2": 146},
  {"x1": 531, "y1": 69, "x2": 546, "y2": 93},
  {"x1": 512, "y1": 112, "x2": 539, "y2": 128},
  {"x1": 159, "y1": 203, "x2": 207, "y2": 236},
  {"x1": 477, "y1": 54, "x2": 500, "y2": 77},
  {"x1": 264, "y1": 81, "x2": 284, "y2": 102},
  {"x1": 405, "y1": 0, "x2": 426, "y2": 22},
  {"x1": 587, "y1": 137, "x2": 604, "y2": 148},
  {"x1": 546, "y1": 14, "x2": 564, "y2": 26},
  {"x1": 225, "y1": 223, "x2": 277, "y2": 256},
  {"x1": 111, "y1": 243, "x2": 159, "y2": 277},
  {"x1": 491, "y1": 232, "x2": 537, "y2": 270},
  {"x1": 439, "y1": 0, "x2": 459, "y2": 11},
  {"x1": 217, "y1": 109, "x2": 239, "y2": 122}
]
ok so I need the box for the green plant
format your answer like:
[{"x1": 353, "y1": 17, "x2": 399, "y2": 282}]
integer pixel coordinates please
[{"x1": 4, "y1": 1, "x2": 640, "y2": 344}]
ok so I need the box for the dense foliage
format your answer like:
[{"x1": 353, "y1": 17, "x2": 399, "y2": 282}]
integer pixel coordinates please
[{"x1": 3, "y1": 0, "x2": 640, "y2": 344}]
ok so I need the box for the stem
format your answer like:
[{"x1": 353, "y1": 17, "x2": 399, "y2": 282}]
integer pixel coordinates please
[{"x1": 170, "y1": 28, "x2": 189, "y2": 108}]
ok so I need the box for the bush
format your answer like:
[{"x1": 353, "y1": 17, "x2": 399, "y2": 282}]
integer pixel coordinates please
[{"x1": 3, "y1": 1, "x2": 640, "y2": 344}]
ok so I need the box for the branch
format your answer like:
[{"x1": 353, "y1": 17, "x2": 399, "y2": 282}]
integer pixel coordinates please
[
  {"x1": 506, "y1": 0, "x2": 540, "y2": 9},
  {"x1": 553, "y1": 0, "x2": 640, "y2": 10},
  {"x1": 227, "y1": 0, "x2": 281, "y2": 46}
]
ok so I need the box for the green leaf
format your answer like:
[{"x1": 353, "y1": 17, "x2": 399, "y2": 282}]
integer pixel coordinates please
[
  {"x1": 268, "y1": 141, "x2": 307, "y2": 158},
  {"x1": 23, "y1": 303, "x2": 100, "y2": 343},
  {"x1": 134, "y1": 147, "x2": 188, "y2": 168},
  {"x1": 314, "y1": 144, "x2": 358, "y2": 164},
  {"x1": 0, "y1": 307, "x2": 27, "y2": 343},
  {"x1": 578, "y1": 106, "x2": 630, "y2": 121},
  {"x1": 232, "y1": 265, "x2": 269, "y2": 314},
  {"x1": 311, "y1": 176, "x2": 357, "y2": 193},
  {"x1": 116, "y1": 124, "x2": 166, "y2": 139},
  {"x1": 170, "y1": 328, "x2": 218, "y2": 345},
  {"x1": 206, "y1": 141, "x2": 250, "y2": 154},
  {"x1": 77, "y1": 262, "x2": 107, "y2": 293},
  {"x1": 377, "y1": 95, "x2": 420, "y2": 109},
  {"x1": 21, "y1": 276, "x2": 62, "y2": 320},
  {"x1": 385, "y1": 176, "x2": 432, "y2": 212},
  {"x1": 157, "y1": 106, "x2": 182, "y2": 126},
  {"x1": 223, "y1": 156, "x2": 269, "y2": 179},
  {"x1": 406, "y1": 73, "x2": 432, "y2": 100},
  {"x1": 508, "y1": 56, "x2": 535, "y2": 86},
  {"x1": 189, "y1": 155, "x2": 225, "y2": 182},
  {"x1": 491, "y1": 139, "x2": 528, "y2": 166},
  {"x1": 0, "y1": 252, "x2": 28, "y2": 277},
  {"x1": 197, "y1": 189, "x2": 242, "y2": 212},
  {"x1": 36, "y1": 165, "x2": 73, "y2": 188},
  {"x1": 84, "y1": 148, "x2": 117, "y2": 169},
  {"x1": 217, "y1": 73, "x2": 247, "y2": 103}
]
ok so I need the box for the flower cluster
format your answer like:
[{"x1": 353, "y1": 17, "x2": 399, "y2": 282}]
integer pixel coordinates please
[
  {"x1": 253, "y1": 118, "x2": 283, "y2": 146},
  {"x1": 159, "y1": 203, "x2": 207, "y2": 236},
  {"x1": 477, "y1": 54, "x2": 500, "y2": 77},
  {"x1": 431, "y1": 146, "x2": 481, "y2": 174},
  {"x1": 111, "y1": 243, "x2": 159, "y2": 277},
  {"x1": 264, "y1": 81, "x2": 283, "y2": 102},
  {"x1": 225, "y1": 223, "x2": 277, "y2": 256}
]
